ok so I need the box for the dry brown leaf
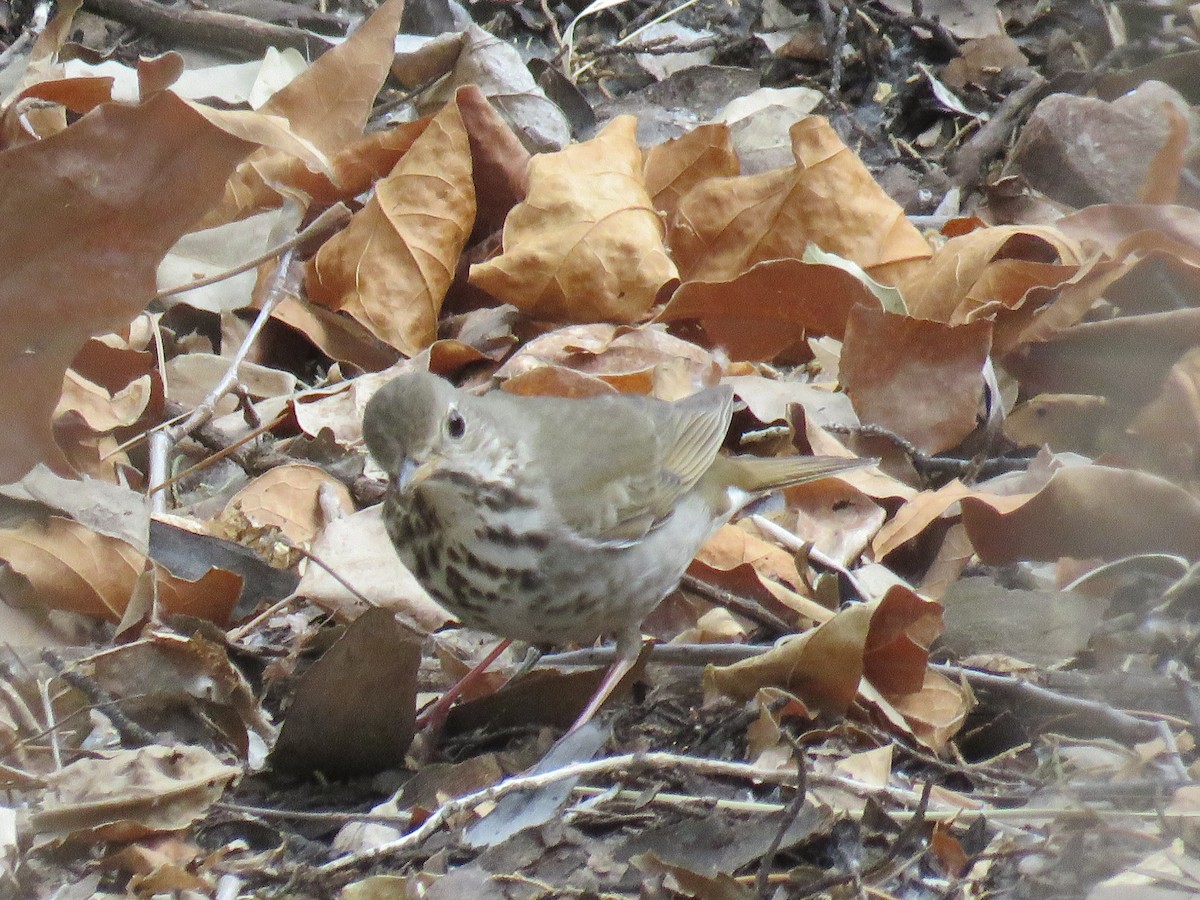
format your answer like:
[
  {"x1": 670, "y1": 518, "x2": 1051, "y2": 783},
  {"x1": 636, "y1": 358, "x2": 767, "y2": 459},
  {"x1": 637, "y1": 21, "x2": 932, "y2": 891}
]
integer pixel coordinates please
[
  {"x1": 54, "y1": 371, "x2": 153, "y2": 434},
  {"x1": 693, "y1": 523, "x2": 818, "y2": 616},
  {"x1": 703, "y1": 601, "x2": 871, "y2": 713},
  {"x1": 501, "y1": 366, "x2": 617, "y2": 399},
  {"x1": 270, "y1": 296, "x2": 401, "y2": 373},
  {"x1": 668, "y1": 116, "x2": 931, "y2": 285},
  {"x1": 90, "y1": 631, "x2": 270, "y2": 747},
  {"x1": 1139, "y1": 101, "x2": 1188, "y2": 205},
  {"x1": 862, "y1": 584, "x2": 943, "y2": 694},
  {"x1": 1128, "y1": 348, "x2": 1200, "y2": 473},
  {"x1": 872, "y1": 480, "x2": 975, "y2": 559},
  {"x1": 208, "y1": 118, "x2": 429, "y2": 225},
  {"x1": 657, "y1": 259, "x2": 878, "y2": 361},
  {"x1": 896, "y1": 223, "x2": 1083, "y2": 326},
  {"x1": 421, "y1": 24, "x2": 570, "y2": 154},
  {"x1": 198, "y1": 0, "x2": 407, "y2": 223},
  {"x1": 0, "y1": 92, "x2": 253, "y2": 481},
  {"x1": 224, "y1": 464, "x2": 355, "y2": 546},
  {"x1": 296, "y1": 505, "x2": 452, "y2": 633},
  {"x1": 1003, "y1": 306, "x2": 1200, "y2": 406},
  {"x1": 643, "y1": 123, "x2": 738, "y2": 220},
  {"x1": 779, "y1": 477, "x2": 885, "y2": 565},
  {"x1": 962, "y1": 464, "x2": 1200, "y2": 563},
  {"x1": 0, "y1": 516, "x2": 242, "y2": 625},
  {"x1": 0, "y1": 516, "x2": 147, "y2": 620},
  {"x1": 261, "y1": 0, "x2": 406, "y2": 157},
  {"x1": 456, "y1": 84, "x2": 530, "y2": 240},
  {"x1": 841, "y1": 305, "x2": 993, "y2": 453},
  {"x1": 307, "y1": 100, "x2": 475, "y2": 356},
  {"x1": 272, "y1": 607, "x2": 420, "y2": 775},
  {"x1": 705, "y1": 584, "x2": 942, "y2": 725},
  {"x1": 29, "y1": 745, "x2": 240, "y2": 842},
  {"x1": 494, "y1": 323, "x2": 721, "y2": 399},
  {"x1": 469, "y1": 116, "x2": 678, "y2": 323},
  {"x1": 874, "y1": 668, "x2": 971, "y2": 754},
  {"x1": 1003, "y1": 393, "x2": 1114, "y2": 454}
]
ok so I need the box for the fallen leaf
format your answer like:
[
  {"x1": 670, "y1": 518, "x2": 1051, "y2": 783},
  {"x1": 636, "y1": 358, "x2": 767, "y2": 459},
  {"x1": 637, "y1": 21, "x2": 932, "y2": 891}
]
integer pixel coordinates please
[
  {"x1": 470, "y1": 116, "x2": 678, "y2": 323},
  {"x1": 307, "y1": 100, "x2": 475, "y2": 356}
]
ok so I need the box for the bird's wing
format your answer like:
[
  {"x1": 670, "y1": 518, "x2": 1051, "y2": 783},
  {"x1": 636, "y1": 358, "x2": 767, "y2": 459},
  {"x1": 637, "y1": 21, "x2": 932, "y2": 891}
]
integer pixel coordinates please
[{"x1": 514, "y1": 386, "x2": 734, "y2": 546}]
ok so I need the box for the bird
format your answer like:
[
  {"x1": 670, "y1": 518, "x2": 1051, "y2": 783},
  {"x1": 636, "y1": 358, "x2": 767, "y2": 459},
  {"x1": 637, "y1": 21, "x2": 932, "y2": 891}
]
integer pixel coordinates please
[{"x1": 363, "y1": 370, "x2": 870, "y2": 730}]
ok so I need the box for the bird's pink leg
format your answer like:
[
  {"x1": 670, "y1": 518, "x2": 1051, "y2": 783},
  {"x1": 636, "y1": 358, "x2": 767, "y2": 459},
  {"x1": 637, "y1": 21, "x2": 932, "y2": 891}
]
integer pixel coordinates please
[
  {"x1": 568, "y1": 628, "x2": 649, "y2": 733},
  {"x1": 417, "y1": 638, "x2": 513, "y2": 732}
]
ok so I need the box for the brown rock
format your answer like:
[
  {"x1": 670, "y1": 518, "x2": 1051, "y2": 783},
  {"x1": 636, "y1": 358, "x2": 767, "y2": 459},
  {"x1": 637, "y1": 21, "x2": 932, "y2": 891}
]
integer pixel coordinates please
[{"x1": 1007, "y1": 80, "x2": 1197, "y2": 207}]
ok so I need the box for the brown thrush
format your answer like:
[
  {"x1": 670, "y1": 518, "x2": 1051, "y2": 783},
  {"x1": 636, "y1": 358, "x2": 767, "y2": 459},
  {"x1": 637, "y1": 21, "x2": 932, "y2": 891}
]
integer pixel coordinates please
[{"x1": 364, "y1": 371, "x2": 869, "y2": 728}]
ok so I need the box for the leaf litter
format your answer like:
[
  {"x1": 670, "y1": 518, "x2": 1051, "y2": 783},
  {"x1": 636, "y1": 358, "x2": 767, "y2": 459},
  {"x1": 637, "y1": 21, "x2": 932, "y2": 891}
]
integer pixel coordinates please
[{"x1": 2, "y1": 0, "x2": 1200, "y2": 895}]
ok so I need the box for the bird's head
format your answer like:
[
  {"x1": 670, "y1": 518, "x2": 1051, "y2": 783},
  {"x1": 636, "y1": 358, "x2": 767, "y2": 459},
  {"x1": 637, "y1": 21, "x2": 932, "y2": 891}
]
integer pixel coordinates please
[{"x1": 363, "y1": 371, "x2": 507, "y2": 492}]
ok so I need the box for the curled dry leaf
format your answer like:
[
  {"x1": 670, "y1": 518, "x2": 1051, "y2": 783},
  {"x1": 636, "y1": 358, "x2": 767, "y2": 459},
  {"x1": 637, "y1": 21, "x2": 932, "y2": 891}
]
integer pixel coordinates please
[
  {"x1": 224, "y1": 463, "x2": 355, "y2": 546},
  {"x1": 864, "y1": 669, "x2": 972, "y2": 755},
  {"x1": 494, "y1": 323, "x2": 722, "y2": 399},
  {"x1": 0, "y1": 517, "x2": 242, "y2": 626},
  {"x1": 895, "y1": 222, "x2": 1083, "y2": 327},
  {"x1": 196, "y1": 0, "x2": 408, "y2": 222},
  {"x1": 962, "y1": 464, "x2": 1200, "y2": 564},
  {"x1": 55, "y1": 371, "x2": 153, "y2": 434},
  {"x1": 29, "y1": 744, "x2": 240, "y2": 842},
  {"x1": 668, "y1": 116, "x2": 931, "y2": 285},
  {"x1": 691, "y1": 522, "x2": 828, "y2": 623},
  {"x1": 307, "y1": 100, "x2": 476, "y2": 357},
  {"x1": 705, "y1": 587, "x2": 944, "y2": 728},
  {"x1": 704, "y1": 601, "x2": 872, "y2": 714},
  {"x1": 422, "y1": 24, "x2": 571, "y2": 154},
  {"x1": 470, "y1": 116, "x2": 679, "y2": 324},
  {"x1": 270, "y1": 295, "x2": 402, "y2": 374}
]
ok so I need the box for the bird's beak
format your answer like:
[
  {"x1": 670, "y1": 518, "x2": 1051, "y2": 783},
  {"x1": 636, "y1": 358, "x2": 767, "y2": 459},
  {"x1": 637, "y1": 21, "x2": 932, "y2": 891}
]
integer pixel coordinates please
[{"x1": 397, "y1": 455, "x2": 441, "y2": 491}]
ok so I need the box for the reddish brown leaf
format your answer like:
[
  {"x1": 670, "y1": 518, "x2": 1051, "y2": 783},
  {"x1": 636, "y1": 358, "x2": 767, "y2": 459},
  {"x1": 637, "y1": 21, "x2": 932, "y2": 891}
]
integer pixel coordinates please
[
  {"x1": 962, "y1": 465, "x2": 1200, "y2": 564},
  {"x1": 0, "y1": 92, "x2": 253, "y2": 480},
  {"x1": 657, "y1": 259, "x2": 878, "y2": 360},
  {"x1": 842, "y1": 305, "x2": 993, "y2": 453}
]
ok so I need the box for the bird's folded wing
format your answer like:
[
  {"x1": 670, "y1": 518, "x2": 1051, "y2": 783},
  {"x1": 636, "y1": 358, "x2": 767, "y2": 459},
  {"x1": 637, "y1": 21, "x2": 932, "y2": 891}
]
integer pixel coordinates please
[{"x1": 526, "y1": 387, "x2": 734, "y2": 546}]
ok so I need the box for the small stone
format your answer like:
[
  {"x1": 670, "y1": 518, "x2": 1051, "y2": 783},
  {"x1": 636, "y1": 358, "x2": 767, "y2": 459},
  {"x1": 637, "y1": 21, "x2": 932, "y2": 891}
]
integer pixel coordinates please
[{"x1": 1007, "y1": 80, "x2": 1198, "y2": 207}]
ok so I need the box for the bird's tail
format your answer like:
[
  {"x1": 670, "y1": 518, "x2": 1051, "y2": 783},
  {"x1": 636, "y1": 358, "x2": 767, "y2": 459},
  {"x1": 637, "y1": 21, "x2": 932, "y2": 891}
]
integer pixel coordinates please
[{"x1": 719, "y1": 454, "x2": 875, "y2": 495}]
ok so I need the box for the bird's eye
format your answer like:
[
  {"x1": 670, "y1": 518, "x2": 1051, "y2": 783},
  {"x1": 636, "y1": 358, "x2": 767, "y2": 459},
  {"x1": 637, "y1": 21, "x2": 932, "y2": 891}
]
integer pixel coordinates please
[{"x1": 445, "y1": 407, "x2": 466, "y2": 440}]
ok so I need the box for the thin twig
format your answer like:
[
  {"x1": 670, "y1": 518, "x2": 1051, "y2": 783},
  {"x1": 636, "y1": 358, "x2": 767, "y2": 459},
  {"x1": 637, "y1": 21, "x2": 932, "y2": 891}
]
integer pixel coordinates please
[
  {"x1": 37, "y1": 677, "x2": 62, "y2": 771},
  {"x1": 39, "y1": 650, "x2": 156, "y2": 748},
  {"x1": 148, "y1": 409, "x2": 288, "y2": 496},
  {"x1": 318, "y1": 751, "x2": 807, "y2": 874},
  {"x1": 749, "y1": 515, "x2": 871, "y2": 602},
  {"x1": 680, "y1": 573, "x2": 793, "y2": 634},
  {"x1": 149, "y1": 249, "x2": 298, "y2": 511},
  {"x1": 756, "y1": 740, "x2": 808, "y2": 897},
  {"x1": 155, "y1": 205, "x2": 349, "y2": 303}
]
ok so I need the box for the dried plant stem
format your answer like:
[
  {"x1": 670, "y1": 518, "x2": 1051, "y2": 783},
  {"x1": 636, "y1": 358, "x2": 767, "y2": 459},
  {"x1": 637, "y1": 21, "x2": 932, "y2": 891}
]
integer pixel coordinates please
[
  {"x1": 154, "y1": 205, "x2": 348, "y2": 303},
  {"x1": 318, "y1": 751, "x2": 812, "y2": 874},
  {"x1": 148, "y1": 249, "x2": 297, "y2": 514}
]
